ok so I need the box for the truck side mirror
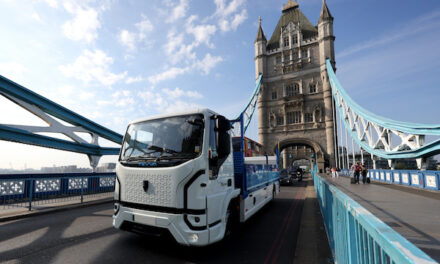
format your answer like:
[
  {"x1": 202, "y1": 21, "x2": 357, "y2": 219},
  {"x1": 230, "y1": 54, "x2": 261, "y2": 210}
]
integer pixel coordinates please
[
  {"x1": 214, "y1": 116, "x2": 231, "y2": 160},
  {"x1": 217, "y1": 131, "x2": 230, "y2": 160}
]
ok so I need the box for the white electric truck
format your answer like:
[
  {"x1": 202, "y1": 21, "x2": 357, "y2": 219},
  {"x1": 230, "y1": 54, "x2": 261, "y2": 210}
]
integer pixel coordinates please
[{"x1": 113, "y1": 109, "x2": 279, "y2": 246}]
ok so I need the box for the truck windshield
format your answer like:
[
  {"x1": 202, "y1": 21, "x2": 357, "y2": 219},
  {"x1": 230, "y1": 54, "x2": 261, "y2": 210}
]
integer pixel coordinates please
[{"x1": 120, "y1": 114, "x2": 204, "y2": 165}]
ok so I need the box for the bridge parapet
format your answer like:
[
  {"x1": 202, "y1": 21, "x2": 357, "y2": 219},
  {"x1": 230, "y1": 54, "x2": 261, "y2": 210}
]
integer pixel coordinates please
[
  {"x1": 313, "y1": 167, "x2": 437, "y2": 263},
  {"x1": 0, "y1": 172, "x2": 115, "y2": 211},
  {"x1": 339, "y1": 169, "x2": 440, "y2": 191}
]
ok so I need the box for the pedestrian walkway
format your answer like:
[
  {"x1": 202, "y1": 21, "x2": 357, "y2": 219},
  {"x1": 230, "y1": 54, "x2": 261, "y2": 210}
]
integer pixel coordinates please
[{"x1": 324, "y1": 174, "x2": 440, "y2": 262}]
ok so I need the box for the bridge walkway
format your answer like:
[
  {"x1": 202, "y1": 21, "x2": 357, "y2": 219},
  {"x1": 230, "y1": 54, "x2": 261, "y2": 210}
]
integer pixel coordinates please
[{"x1": 322, "y1": 174, "x2": 440, "y2": 262}]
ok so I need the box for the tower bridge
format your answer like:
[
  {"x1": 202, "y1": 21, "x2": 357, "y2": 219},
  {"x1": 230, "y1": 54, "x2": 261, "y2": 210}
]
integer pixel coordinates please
[
  {"x1": 0, "y1": 1, "x2": 439, "y2": 263},
  {"x1": 255, "y1": 0, "x2": 336, "y2": 172}
]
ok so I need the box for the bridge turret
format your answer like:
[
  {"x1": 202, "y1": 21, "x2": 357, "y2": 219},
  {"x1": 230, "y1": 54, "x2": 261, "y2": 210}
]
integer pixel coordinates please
[
  {"x1": 254, "y1": 16, "x2": 267, "y2": 80},
  {"x1": 318, "y1": 0, "x2": 337, "y2": 167}
]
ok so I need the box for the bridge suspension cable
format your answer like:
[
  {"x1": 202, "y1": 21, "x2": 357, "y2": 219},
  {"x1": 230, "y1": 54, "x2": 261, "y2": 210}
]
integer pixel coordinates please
[
  {"x1": 232, "y1": 74, "x2": 262, "y2": 136},
  {"x1": 326, "y1": 59, "x2": 440, "y2": 168}
]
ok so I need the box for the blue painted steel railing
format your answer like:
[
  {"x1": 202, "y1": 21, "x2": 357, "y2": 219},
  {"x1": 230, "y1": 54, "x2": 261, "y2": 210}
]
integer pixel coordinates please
[
  {"x1": 313, "y1": 166, "x2": 437, "y2": 263},
  {"x1": 338, "y1": 169, "x2": 440, "y2": 191},
  {"x1": 0, "y1": 173, "x2": 115, "y2": 211}
]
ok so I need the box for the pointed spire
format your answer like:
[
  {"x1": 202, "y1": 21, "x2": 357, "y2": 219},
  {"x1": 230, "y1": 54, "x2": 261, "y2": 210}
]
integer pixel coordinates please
[
  {"x1": 255, "y1": 16, "x2": 267, "y2": 43},
  {"x1": 319, "y1": 0, "x2": 333, "y2": 23}
]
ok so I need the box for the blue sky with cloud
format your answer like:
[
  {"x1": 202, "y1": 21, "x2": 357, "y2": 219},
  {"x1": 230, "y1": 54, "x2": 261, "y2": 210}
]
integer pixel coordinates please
[{"x1": 0, "y1": 0, "x2": 439, "y2": 169}]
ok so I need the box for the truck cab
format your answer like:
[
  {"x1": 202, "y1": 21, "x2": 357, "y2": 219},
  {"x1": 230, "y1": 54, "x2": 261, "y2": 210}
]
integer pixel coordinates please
[{"x1": 113, "y1": 109, "x2": 240, "y2": 246}]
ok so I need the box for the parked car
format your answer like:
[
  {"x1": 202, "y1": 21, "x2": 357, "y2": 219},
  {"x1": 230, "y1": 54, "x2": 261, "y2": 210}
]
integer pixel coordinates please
[{"x1": 279, "y1": 169, "x2": 293, "y2": 185}]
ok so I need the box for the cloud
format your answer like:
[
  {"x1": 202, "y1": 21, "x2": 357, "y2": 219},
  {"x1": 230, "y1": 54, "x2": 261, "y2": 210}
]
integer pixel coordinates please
[
  {"x1": 39, "y1": 0, "x2": 58, "y2": 8},
  {"x1": 137, "y1": 88, "x2": 203, "y2": 114},
  {"x1": 136, "y1": 16, "x2": 154, "y2": 40},
  {"x1": 186, "y1": 15, "x2": 217, "y2": 48},
  {"x1": 163, "y1": 87, "x2": 203, "y2": 99},
  {"x1": 111, "y1": 91, "x2": 135, "y2": 107},
  {"x1": 194, "y1": 53, "x2": 223, "y2": 75},
  {"x1": 164, "y1": 30, "x2": 196, "y2": 65},
  {"x1": 59, "y1": 49, "x2": 127, "y2": 87},
  {"x1": 62, "y1": 5, "x2": 101, "y2": 43},
  {"x1": 148, "y1": 67, "x2": 190, "y2": 84},
  {"x1": 166, "y1": 0, "x2": 189, "y2": 23},
  {"x1": 214, "y1": 0, "x2": 247, "y2": 32},
  {"x1": 119, "y1": 30, "x2": 137, "y2": 50},
  {"x1": 31, "y1": 12, "x2": 44, "y2": 23},
  {"x1": 79, "y1": 91, "x2": 94, "y2": 100},
  {"x1": 119, "y1": 15, "x2": 154, "y2": 51},
  {"x1": 125, "y1": 75, "x2": 144, "y2": 84},
  {"x1": 0, "y1": 62, "x2": 28, "y2": 82}
]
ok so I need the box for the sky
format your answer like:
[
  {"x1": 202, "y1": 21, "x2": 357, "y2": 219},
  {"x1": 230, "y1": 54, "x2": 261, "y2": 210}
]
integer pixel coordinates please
[{"x1": 0, "y1": 0, "x2": 439, "y2": 169}]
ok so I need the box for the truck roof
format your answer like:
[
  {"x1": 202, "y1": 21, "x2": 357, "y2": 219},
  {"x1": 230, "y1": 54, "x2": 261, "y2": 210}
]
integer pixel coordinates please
[{"x1": 129, "y1": 108, "x2": 219, "y2": 125}]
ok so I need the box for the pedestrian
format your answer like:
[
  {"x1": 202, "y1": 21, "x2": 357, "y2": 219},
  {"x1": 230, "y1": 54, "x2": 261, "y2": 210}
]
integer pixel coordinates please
[
  {"x1": 331, "y1": 167, "x2": 339, "y2": 178},
  {"x1": 361, "y1": 164, "x2": 368, "y2": 184},
  {"x1": 351, "y1": 162, "x2": 361, "y2": 183}
]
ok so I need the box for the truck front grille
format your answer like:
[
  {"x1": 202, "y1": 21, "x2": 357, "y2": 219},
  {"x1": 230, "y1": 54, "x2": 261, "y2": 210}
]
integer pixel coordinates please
[{"x1": 123, "y1": 173, "x2": 177, "y2": 207}]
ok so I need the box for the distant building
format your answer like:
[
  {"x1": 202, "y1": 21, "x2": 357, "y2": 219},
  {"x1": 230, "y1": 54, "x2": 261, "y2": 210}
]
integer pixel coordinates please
[
  {"x1": 41, "y1": 165, "x2": 91, "y2": 173},
  {"x1": 96, "y1": 163, "x2": 116, "y2": 172}
]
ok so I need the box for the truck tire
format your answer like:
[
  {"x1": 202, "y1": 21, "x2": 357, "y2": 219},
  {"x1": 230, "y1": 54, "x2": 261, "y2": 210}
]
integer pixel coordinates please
[{"x1": 225, "y1": 201, "x2": 238, "y2": 237}]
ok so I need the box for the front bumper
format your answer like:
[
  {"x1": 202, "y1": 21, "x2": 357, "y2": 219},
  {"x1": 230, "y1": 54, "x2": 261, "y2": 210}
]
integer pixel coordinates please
[{"x1": 113, "y1": 203, "x2": 210, "y2": 246}]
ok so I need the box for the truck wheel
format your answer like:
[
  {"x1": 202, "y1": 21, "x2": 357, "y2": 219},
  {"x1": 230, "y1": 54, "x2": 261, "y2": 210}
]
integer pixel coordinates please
[{"x1": 225, "y1": 202, "x2": 237, "y2": 237}]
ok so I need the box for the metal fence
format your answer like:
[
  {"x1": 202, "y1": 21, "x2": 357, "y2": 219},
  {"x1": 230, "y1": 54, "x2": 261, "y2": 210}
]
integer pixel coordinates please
[
  {"x1": 312, "y1": 167, "x2": 437, "y2": 264},
  {"x1": 339, "y1": 169, "x2": 440, "y2": 192},
  {"x1": 0, "y1": 172, "x2": 115, "y2": 211}
]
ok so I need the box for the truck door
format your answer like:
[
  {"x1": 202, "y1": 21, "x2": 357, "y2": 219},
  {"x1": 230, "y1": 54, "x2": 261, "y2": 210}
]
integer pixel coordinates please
[{"x1": 206, "y1": 116, "x2": 232, "y2": 228}]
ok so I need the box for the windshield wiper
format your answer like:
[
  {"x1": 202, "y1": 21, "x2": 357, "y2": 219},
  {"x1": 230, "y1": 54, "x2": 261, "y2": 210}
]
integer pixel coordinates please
[
  {"x1": 148, "y1": 145, "x2": 177, "y2": 154},
  {"x1": 124, "y1": 155, "x2": 156, "y2": 162},
  {"x1": 154, "y1": 153, "x2": 198, "y2": 161}
]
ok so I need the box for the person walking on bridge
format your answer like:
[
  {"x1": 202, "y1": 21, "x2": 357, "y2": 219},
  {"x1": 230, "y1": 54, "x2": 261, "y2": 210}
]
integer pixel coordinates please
[
  {"x1": 331, "y1": 167, "x2": 339, "y2": 178},
  {"x1": 361, "y1": 164, "x2": 368, "y2": 184},
  {"x1": 351, "y1": 162, "x2": 361, "y2": 184}
]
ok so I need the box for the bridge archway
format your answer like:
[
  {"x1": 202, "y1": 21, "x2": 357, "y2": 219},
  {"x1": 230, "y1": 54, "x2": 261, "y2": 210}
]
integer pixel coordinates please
[{"x1": 273, "y1": 138, "x2": 326, "y2": 173}]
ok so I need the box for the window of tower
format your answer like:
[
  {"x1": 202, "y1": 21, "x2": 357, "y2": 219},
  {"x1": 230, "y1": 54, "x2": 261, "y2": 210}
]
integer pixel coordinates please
[
  {"x1": 276, "y1": 116, "x2": 284, "y2": 126},
  {"x1": 302, "y1": 49, "x2": 308, "y2": 58},
  {"x1": 292, "y1": 35, "x2": 298, "y2": 44},
  {"x1": 305, "y1": 113, "x2": 313, "y2": 123},
  {"x1": 292, "y1": 51, "x2": 298, "y2": 60},
  {"x1": 294, "y1": 83, "x2": 300, "y2": 94},
  {"x1": 272, "y1": 91, "x2": 277, "y2": 100},
  {"x1": 283, "y1": 36, "x2": 289, "y2": 47},
  {"x1": 286, "y1": 83, "x2": 300, "y2": 96},
  {"x1": 287, "y1": 111, "x2": 301, "y2": 124},
  {"x1": 309, "y1": 83, "x2": 316, "y2": 93}
]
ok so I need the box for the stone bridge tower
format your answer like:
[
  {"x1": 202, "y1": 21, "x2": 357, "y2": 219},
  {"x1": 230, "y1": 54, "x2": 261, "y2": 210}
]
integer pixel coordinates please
[{"x1": 255, "y1": 0, "x2": 336, "y2": 171}]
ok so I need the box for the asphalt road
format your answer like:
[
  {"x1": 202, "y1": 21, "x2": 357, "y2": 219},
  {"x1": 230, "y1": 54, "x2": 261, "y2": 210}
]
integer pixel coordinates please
[{"x1": 0, "y1": 181, "x2": 307, "y2": 264}]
